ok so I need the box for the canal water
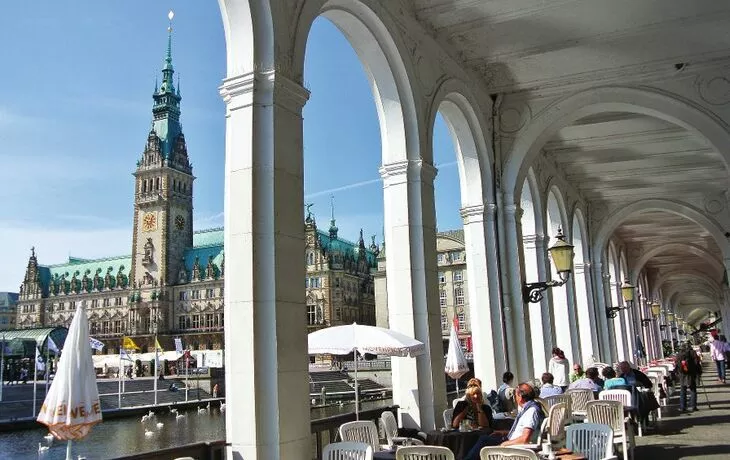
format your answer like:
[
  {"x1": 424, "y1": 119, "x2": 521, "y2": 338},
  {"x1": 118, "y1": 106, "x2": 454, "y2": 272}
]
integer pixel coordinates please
[{"x1": 1, "y1": 399, "x2": 391, "y2": 460}]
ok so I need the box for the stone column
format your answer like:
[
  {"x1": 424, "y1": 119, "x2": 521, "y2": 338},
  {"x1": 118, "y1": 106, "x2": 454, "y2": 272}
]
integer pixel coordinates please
[
  {"x1": 523, "y1": 234, "x2": 548, "y2": 376},
  {"x1": 592, "y1": 263, "x2": 613, "y2": 364},
  {"x1": 535, "y1": 234, "x2": 556, "y2": 370},
  {"x1": 380, "y1": 159, "x2": 446, "y2": 431},
  {"x1": 220, "y1": 71, "x2": 311, "y2": 460},
  {"x1": 460, "y1": 204, "x2": 504, "y2": 388},
  {"x1": 573, "y1": 262, "x2": 597, "y2": 364},
  {"x1": 502, "y1": 199, "x2": 533, "y2": 381}
]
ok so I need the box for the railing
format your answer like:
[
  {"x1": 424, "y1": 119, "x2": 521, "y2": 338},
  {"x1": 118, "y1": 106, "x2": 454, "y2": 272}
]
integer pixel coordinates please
[
  {"x1": 110, "y1": 405, "x2": 400, "y2": 460},
  {"x1": 339, "y1": 358, "x2": 392, "y2": 370}
]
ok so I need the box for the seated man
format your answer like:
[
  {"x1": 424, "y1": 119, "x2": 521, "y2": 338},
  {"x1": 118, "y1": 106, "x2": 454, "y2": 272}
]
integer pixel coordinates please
[
  {"x1": 464, "y1": 383, "x2": 545, "y2": 460},
  {"x1": 568, "y1": 367, "x2": 603, "y2": 392},
  {"x1": 497, "y1": 371, "x2": 516, "y2": 413},
  {"x1": 539, "y1": 372, "x2": 563, "y2": 398}
]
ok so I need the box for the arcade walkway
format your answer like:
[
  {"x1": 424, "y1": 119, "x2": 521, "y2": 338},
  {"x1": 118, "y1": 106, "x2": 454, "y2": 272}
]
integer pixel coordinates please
[{"x1": 636, "y1": 356, "x2": 730, "y2": 459}]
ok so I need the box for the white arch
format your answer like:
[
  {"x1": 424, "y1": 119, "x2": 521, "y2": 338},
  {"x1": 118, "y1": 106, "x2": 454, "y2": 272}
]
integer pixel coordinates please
[
  {"x1": 631, "y1": 242, "x2": 725, "y2": 279},
  {"x1": 503, "y1": 86, "x2": 730, "y2": 197},
  {"x1": 545, "y1": 185, "x2": 569, "y2": 237},
  {"x1": 595, "y1": 199, "x2": 730, "y2": 263},
  {"x1": 429, "y1": 80, "x2": 494, "y2": 206},
  {"x1": 571, "y1": 208, "x2": 597, "y2": 364},
  {"x1": 292, "y1": 0, "x2": 420, "y2": 163}
]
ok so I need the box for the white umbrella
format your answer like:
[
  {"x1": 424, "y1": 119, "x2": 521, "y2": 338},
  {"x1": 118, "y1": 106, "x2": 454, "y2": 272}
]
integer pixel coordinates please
[
  {"x1": 37, "y1": 304, "x2": 101, "y2": 460},
  {"x1": 308, "y1": 322, "x2": 425, "y2": 419},
  {"x1": 445, "y1": 322, "x2": 469, "y2": 396}
]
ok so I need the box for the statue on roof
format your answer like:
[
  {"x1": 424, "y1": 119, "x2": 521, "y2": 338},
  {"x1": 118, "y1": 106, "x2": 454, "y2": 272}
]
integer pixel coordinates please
[
  {"x1": 82, "y1": 270, "x2": 90, "y2": 293},
  {"x1": 116, "y1": 265, "x2": 127, "y2": 289},
  {"x1": 178, "y1": 258, "x2": 188, "y2": 284},
  {"x1": 205, "y1": 255, "x2": 216, "y2": 279},
  {"x1": 104, "y1": 267, "x2": 114, "y2": 290},
  {"x1": 93, "y1": 268, "x2": 102, "y2": 291},
  {"x1": 192, "y1": 256, "x2": 201, "y2": 281}
]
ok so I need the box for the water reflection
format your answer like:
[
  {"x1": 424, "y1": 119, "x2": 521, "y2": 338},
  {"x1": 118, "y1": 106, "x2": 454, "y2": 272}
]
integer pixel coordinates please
[{"x1": 2, "y1": 399, "x2": 392, "y2": 460}]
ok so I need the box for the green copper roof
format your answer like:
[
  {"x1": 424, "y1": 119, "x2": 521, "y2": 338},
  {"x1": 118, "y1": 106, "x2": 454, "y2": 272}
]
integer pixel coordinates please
[
  {"x1": 39, "y1": 254, "x2": 132, "y2": 295},
  {"x1": 151, "y1": 23, "x2": 182, "y2": 159},
  {"x1": 316, "y1": 230, "x2": 377, "y2": 268},
  {"x1": 192, "y1": 227, "x2": 223, "y2": 247}
]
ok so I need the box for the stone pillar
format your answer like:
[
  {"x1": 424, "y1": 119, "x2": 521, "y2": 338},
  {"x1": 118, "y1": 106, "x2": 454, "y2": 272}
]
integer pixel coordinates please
[
  {"x1": 460, "y1": 204, "x2": 504, "y2": 388},
  {"x1": 592, "y1": 263, "x2": 613, "y2": 364},
  {"x1": 380, "y1": 159, "x2": 446, "y2": 431},
  {"x1": 523, "y1": 234, "x2": 548, "y2": 376},
  {"x1": 220, "y1": 71, "x2": 311, "y2": 460},
  {"x1": 502, "y1": 200, "x2": 533, "y2": 381},
  {"x1": 573, "y1": 262, "x2": 598, "y2": 364}
]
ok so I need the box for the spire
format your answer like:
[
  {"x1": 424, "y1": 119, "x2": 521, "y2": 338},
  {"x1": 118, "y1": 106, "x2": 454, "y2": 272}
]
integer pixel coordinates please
[
  {"x1": 329, "y1": 194, "x2": 339, "y2": 239},
  {"x1": 149, "y1": 10, "x2": 183, "y2": 160}
]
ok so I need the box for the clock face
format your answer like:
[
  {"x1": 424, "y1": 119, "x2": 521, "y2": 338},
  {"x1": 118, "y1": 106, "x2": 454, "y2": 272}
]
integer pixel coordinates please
[
  {"x1": 175, "y1": 214, "x2": 185, "y2": 230},
  {"x1": 142, "y1": 213, "x2": 157, "y2": 232}
]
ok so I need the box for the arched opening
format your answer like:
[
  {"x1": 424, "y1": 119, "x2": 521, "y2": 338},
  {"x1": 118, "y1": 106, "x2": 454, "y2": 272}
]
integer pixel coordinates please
[
  {"x1": 607, "y1": 242, "x2": 627, "y2": 361},
  {"x1": 571, "y1": 209, "x2": 596, "y2": 365}
]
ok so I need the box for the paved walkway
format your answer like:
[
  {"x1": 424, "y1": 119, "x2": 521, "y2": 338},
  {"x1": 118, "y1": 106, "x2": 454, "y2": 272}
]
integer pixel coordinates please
[{"x1": 635, "y1": 354, "x2": 730, "y2": 459}]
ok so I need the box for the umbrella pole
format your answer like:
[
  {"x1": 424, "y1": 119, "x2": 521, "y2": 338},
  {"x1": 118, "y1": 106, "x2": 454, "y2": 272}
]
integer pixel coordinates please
[
  {"x1": 118, "y1": 351, "x2": 122, "y2": 409},
  {"x1": 354, "y1": 349, "x2": 359, "y2": 421},
  {"x1": 66, "y1": 440, "x2": 73, "y2": 460},
  {"x1": 455, "y1": 378, "x2": 459, "y2": 397},
  {"x1": 33, "y1": 346, "x2": 38, "y2": 416}
]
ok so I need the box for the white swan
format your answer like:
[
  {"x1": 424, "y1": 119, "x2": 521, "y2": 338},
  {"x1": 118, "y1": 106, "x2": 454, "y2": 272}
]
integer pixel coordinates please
[
  {"x1": 144, "y1": 429, "x2": 154, "y2": 437},
  {"x1": 170, "y1": 408, "x2": 178, "y2": 414},
  {"x1": 197, "y1": 406, "x2": 207, "y2": 414},
  {"x1": 156, "y1": 422, "x2": 164, "y2": 429},
  {"x1": 38, "y1": 443, "x2": 49, "y2": 453},
  {"x1": 147, "y1": 410, "x2": 154, "y2": 417},
  {"x1": 220, "y1": 403, "x2": 226, "y2": 413},
  {"x1": 175, "y1": 413, "x2": 185, "y2": 419},
  {"x1": 43, "y1": 433, "x2": 54, "y2": 444}
]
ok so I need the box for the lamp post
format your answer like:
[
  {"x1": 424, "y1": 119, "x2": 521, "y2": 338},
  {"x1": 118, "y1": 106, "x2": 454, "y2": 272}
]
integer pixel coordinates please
[
  {"x1": 607, "y1": 280, "x2": 634, "y2": 318},
  {"x1": 523, "y1": 227, "x2": 575, "y2": 303}
]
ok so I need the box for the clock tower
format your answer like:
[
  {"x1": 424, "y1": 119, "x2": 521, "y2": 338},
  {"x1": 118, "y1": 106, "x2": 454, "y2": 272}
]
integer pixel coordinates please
[{"x1": 130, "y1": 20, "x2": 194, "y2": 299}]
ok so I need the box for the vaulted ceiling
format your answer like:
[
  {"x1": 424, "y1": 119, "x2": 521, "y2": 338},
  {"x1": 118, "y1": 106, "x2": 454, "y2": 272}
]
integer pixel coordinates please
[{"x1": 409, "y1": 0, "x2": 730, "y2": 324}]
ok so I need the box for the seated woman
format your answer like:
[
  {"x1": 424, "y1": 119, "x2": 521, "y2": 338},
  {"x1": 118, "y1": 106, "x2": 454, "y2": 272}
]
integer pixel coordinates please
[
  {"x1": 452, "y1": 385, "x2": 493, "y2": 430},
  {"x1": 602, "y1": 366, "x2": 628, "y2": 390}
]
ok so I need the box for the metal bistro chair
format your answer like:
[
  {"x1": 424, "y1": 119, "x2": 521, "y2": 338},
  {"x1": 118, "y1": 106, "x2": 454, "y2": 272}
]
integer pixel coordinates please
[
  {"x1": 479, "y1": 446, "x2": 539, "y2": 460},
  {"x1": 396, "y1": 445, "x2": 455, "y2": 460},
  {"x1": 566, "y1": 388, "x2": 594, "y2": 422},
  {"x1": 322, "y1": 441, "x2": 374, "y2": 460},
  {"x1": 380, "y1": 410, "x2": 424, "y2": 447},
  {"x1": 586, "y1": 400, "x2": 634, "y2": 460},
  {"x1": 339, "y1": 420, "x2": 385, "y2": 452},
  {"x1": 565, "y1": 423, "x2": 616, "y2": 460}
]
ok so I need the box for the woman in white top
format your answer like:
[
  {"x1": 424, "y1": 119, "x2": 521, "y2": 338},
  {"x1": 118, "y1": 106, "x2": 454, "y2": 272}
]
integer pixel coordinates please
[
  {"x1": 710, "y1": 334, "x2": 729, "y2": 383},
  {"x1": 548, "y1": 347, "x2": 570, "y2": 391}
]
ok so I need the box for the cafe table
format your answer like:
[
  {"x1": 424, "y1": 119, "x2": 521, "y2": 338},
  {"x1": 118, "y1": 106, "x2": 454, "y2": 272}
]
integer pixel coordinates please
[{"x1": 425, "y1": 428, "x2": 491, "y2": 459}]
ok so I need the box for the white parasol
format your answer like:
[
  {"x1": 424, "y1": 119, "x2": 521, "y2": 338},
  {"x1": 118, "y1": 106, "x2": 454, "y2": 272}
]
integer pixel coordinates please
[
  {"x1": 445, "y1": 322, "x2": 469, "y2": 395},
  {"x1": 37, "y1": 304, "x2": 101, "y2": 460},
  {"x1": 308, "y1": 323, "x2": 425, "y2": 419}
]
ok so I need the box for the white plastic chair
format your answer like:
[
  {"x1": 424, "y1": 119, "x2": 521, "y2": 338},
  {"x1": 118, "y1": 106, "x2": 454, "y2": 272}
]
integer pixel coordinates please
[
  {"x1": 544, "y1": 393, "x2": 572, "y2": 416},
  {"x1": 599, "y1": 389, "x2": 641, "y2": 437},
  {"x1": 339, "y1": 421, "x2": 383, "y2": 452},
  {"x1": 566, "y1": 388, "x2": 594, "y2": 421},
  {"x1": 380, "y1": 411, "x2": 424, "y2": 447},
  {"x1": 443, "y1": 408, "x2": 454, "y2": 428},
  {"x1": 396, "y1": 445, "x2": 455, "y2": 460},
  {"x1": 586, "y1": 400, "x2": 634, "y2": 460},
  {"x1": 545, "y1": 402, "x2": 569, "y2": 446},
  {"x1": 646, "y1": 374, "x2": 663, "y2": 420},
  {"x1": 565, "y1": 423, "x2": 616, "y2": 460},
  {"x1": 479, "y1": 446, "x2": 539, "y2": 460},
  {"x1": 322, "y1": 441, "x2": 373, "y2": 460}
]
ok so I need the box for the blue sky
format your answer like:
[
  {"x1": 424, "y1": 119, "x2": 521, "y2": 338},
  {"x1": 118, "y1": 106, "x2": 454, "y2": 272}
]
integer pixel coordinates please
[{"x1": 0, "y1": 2, "x2": 461, "y2": 291}]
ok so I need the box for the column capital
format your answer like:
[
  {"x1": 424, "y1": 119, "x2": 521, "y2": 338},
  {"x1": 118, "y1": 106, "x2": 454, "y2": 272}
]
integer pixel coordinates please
[
  {"x1": 460, "y1": 204, "x2": 485, "y2": 224},
  {"x1": 219, "y1": 71, "x2": 309, "y2": 114},
  {"x1": 379, "y1": 159, "x2": 438, "y2": 187}
]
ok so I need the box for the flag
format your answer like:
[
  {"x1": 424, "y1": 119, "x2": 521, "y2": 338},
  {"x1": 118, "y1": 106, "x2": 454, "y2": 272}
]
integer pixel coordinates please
[
  {"x1": 174, "y1": 337, "x2": 183, "y2": 354},
  {"x1": 120, "y1": 348, "x2": 134, "y2": 362},
  {"x1": 89, "y1": 337, "x2": 105, "y2": 351},
  {"x1": 122, "y1": 336, "x2": 140, "y2": 351},
  {"x1": 155, "y1": 338, "x2": 164, "y2": 352},
  {"x1": 35, "y1": 346, "x2": 45, "y2": 372},
  {"x1": 47, "y1": 337, "x2": 60, "y2": 354}
]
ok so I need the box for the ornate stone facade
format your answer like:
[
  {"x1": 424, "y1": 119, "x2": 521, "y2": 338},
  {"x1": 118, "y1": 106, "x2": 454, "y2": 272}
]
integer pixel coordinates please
[{"x1": 14, "y1": 32, "x2": 376, "y2": 354}]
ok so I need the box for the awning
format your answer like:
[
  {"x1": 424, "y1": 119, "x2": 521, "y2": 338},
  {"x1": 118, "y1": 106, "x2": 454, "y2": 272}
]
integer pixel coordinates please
[{"x1": 0, "y1": 327, "x2": 68, "y2": 357}]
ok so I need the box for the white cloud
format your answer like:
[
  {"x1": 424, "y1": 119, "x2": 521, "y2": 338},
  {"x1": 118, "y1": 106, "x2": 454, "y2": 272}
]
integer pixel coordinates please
[{"x1": 0, "y1": 223, "x2": 131, "y2": 292}]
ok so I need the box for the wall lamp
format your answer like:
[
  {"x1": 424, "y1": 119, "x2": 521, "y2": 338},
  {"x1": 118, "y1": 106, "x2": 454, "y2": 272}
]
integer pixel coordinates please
[
  {"x1": 607, "y1": 280, "x2": 634, "y2": 318},
  {"x1": 523, "y1": 227, "x2": 575, "y2": 303},
  {"x1": 641, "y1": 301, "x2": 661, "y2": 326}
]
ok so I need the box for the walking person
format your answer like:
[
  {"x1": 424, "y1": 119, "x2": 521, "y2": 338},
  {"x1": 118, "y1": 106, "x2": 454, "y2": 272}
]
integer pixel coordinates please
[
  {"x1": 676, "y1": 342, "x2": 702, "y2": 412},
  {"x1": 548, "y1": 347, "x2": 570, "y2": 392},
  {"x1": 710, "y1": 334, "x2": 728, "y2": 384}
]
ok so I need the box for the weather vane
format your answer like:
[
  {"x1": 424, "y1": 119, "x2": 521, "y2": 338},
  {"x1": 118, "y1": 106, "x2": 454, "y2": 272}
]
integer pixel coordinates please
[{"x1": 168, "y1": 10, "x2": 175, "y2": 32}]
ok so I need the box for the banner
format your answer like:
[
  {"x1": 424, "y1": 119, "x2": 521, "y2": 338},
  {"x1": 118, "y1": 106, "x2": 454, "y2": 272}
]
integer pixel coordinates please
[
  {"x1": 35, "y1": 347, "x2": 45, "y2": 372},
  {"x1": 122, "y1": 336, "x2": 140, "y2": 351},
  {"x1": 155, "y1": 337, "x2": 164, "y2": 352},
  {"x1": 89, "y1": 337, "x2": 105, "y2": 351},
  {"x1": 174, "y1": 337, "x2": 183, "y2": 354},
  {"x1": 47, "y1": 337, "x2": 60, "y2": 354}
]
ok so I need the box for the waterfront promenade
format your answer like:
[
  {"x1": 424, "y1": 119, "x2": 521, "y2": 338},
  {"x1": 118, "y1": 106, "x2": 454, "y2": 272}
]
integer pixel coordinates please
[{"x1": 0, "y1": 376, "x2": 214, "y2": 425}]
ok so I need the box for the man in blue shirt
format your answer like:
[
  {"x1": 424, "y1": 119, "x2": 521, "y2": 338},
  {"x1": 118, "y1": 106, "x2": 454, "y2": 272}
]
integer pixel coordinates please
[{"x1": 464, "y1": 383, "x2": 545, "y2": 460}]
